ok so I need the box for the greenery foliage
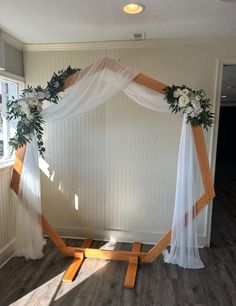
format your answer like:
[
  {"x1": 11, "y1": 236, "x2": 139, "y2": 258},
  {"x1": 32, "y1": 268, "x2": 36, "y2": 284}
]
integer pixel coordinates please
[
  {"x1": 164, "y1": 85, "x2": 214, "y2": 130},
  {"x1": 7, "y1": 66, "x2": 79, "y2": 157}
]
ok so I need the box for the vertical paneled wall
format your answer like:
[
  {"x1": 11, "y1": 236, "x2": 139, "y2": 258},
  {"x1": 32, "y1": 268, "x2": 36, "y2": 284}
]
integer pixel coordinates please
[
  {"x1": 0, "y1": 167, "x2": 16, "y2": 265},
  {"x1": 23, "y1": 41, "x2": 236, "y2": 245}
]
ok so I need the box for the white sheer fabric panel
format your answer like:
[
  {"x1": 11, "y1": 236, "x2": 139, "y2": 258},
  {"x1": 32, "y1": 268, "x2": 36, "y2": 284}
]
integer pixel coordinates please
[
  {"x1": 42, "y1": 57, "x2": 139, "y2": 122},
  {"x1": 163, "y1": 117, "x2": 204, "y2": 268},
  {"x1": 14, "y1": 136, "x2": 45, "y2": 259},
  {"x1": 123, "y1": 81, "x2": 169, "y2": 113},
  {"x1": 14, "y1": 57, "x2": 204, "y2": 268}
]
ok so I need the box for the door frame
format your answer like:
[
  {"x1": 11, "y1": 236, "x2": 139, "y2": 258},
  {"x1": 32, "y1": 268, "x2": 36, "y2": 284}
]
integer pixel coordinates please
[{"x1": 206, "y1": 57, "x2": 236, "y2": 246}]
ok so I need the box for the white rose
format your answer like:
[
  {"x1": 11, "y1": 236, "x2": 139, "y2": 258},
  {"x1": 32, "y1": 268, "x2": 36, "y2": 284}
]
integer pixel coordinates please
[
  {"x1": 182, "y1": 88, "x2": 189, "y2": 95},
  {"x1": 179, "y1": 95, "x2": 190, "y2": 108},
  {"x1": 173, "y1": 88, "x2": 182, "y2": 98}
]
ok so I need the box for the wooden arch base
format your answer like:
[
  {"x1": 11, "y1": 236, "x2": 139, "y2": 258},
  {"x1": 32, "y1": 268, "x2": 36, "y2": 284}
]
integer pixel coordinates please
[{"x1": 10, "y1": 66, "x2": 215, "y2": 288}]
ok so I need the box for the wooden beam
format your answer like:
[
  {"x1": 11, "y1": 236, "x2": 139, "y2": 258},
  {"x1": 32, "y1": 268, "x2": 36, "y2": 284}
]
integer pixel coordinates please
[
  {"x1": 124, "y1": 242, "x2": 141, "y2": 288},
  {"x1": 192, "y1": 126, "x2": 215, "y2": 199},
  {"x1": 41, "y1": 215, "x2": 67, "y2": 254},
  {"x1": 10, "y1": 145, "x2": 26, "y2": 194},
  {"x1": 62, "y1": 239, "x2": 93, "y2": 282},
  {"x1": 133, "y1": 74, "x2": 166, "y2": 94},
  {"x1": 62, "y1": 246, "x2": 147, "y2": 261}
]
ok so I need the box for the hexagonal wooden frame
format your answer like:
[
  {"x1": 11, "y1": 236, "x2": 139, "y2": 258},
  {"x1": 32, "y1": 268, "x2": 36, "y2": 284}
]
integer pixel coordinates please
[{"x1": 10, "y1": 63, "x2": 215, "y2": 288}]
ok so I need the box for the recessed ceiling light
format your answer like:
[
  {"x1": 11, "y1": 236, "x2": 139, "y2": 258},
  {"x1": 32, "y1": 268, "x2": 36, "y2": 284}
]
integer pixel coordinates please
[{"x1": 123, "y1": 3, "x2": 145, "y2": 15}]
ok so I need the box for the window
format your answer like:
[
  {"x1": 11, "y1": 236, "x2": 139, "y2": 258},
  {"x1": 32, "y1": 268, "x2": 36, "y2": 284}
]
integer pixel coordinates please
[{"x1": 0, "y1": 78, "x2": 24, "y2": 162}]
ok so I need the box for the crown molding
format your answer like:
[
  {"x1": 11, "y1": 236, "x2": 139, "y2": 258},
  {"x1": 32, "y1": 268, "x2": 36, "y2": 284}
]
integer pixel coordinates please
[
  {"x1": 24, "y1": 40, "x2": 158, "y2": 51},
  {"x1": 23, "y1": 37, "x2": 236, "y2": 52},
  {"x1": 0, "y1": 30, "x2": 23, "y2": 50}
]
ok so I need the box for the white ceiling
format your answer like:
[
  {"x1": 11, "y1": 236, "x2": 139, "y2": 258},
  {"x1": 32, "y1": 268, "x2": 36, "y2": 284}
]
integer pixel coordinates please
[{"x1": 0, "y1": 0, "x2": 236, "y2": 44}]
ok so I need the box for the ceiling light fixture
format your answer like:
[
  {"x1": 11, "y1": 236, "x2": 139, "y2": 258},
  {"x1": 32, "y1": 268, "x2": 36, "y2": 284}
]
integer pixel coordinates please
[
  {"x1": 221, "y1": 95, "x2": 227, "y2": 98},
  {"x1": 122, "y1": 3, "x2": 145, "y2": 15}
]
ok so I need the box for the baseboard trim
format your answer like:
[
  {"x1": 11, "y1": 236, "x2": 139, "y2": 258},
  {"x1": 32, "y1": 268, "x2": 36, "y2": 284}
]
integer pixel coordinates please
[
  {"x1": 0, "y1": 239, "x2": 16, "y2": 267},
  {"x1": 53, "y1": 226, "x2": 207, "y2": 247}
]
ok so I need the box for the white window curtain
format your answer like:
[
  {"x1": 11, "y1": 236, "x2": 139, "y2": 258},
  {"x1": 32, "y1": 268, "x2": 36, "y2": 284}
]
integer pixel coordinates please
[{"x1": 15, "y1": 57, "x2": 204, "y2": 268}]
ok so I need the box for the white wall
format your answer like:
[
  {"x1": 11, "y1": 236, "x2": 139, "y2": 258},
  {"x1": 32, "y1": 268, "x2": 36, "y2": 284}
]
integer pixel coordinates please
[
  {"x1": 0, "y1": 167, "x2": 16, "y2": 265},
  {"x1": 23, "y1": 39, "x2": 236, "y2": 245}
]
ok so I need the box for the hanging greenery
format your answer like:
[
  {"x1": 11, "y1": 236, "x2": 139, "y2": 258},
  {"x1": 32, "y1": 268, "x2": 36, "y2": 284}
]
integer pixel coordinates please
[
  {"x1": 164, "y1": 85, "x2": 214, "y2": 130},
  {"x1": 7, "y1": 66, "x2": 79, "y2": 156}
]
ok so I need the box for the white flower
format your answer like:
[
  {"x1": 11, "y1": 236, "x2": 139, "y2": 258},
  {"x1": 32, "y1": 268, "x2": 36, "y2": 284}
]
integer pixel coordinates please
[
  {"x1": 173, "y1": 88, "x2": 182, "y2": 98},
  {"x1": 36, "y1": 92, "x2": 45, "y2": 100},
  {"x1": 191, "y1": 100, "x2": 201, "y2": 111},
  {"x1": 26, "y1": 112, "x2": 34, "y2": 121},
  {"x1": 19, "y1": 100, "x2": 29, "y2": 113},
  {"x1": 194, "y1": 107, "x2": 203, "y2": 116},
  {"x1": 178, "y1": 95, "x2": 190, "y2": 108},
  {"x1": 182, "y1": 88, "x2": 189, "y2": 95},
  {"x1": 184, "y1": 106, "x2": 194, "y2": 115},
  {"x1": 196, "y1": 95, "x2": 201, "y2": 101},
  {"x1": 53, "y1": 81, "x2": 59, "y2": 88},
  {"x1": 45, "y1": 90, "x2": 51, "y2": 99},
  {"x1": 25, "y1": 92, "x2": 34, "y2": 99},
  {"x1": 25, "y1": 98, "x2": 35, "y2": 107}
]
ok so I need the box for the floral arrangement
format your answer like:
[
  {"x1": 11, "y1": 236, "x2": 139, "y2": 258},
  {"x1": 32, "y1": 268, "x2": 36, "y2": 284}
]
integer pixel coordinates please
[
  {"x1": 7, "y1": 66, "x2": 79, "y2": 156},
  {"x1": 164, "y1": 85, "x2": 214, "y2": 129}
]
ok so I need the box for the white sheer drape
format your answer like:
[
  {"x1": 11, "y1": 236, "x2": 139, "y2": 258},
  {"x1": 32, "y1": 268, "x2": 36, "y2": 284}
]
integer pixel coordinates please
[
  {"x1": 15, "y1": 57, "x2": 204, "y2": 268},
  {"x1": 15, "y1": 136, "x2": 45, "y2": 259},
  {"x1": 42, "y1": 57, "x2": 139, "y2": 122},
  {"x1": 163, "y1": 116, "x2": 204, "y2": 268}
]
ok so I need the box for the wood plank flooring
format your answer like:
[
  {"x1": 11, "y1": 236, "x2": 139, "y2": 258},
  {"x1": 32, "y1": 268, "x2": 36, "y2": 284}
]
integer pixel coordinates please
[{"x1": 0, "y1": 161, "x2": 236, "y2": 306}]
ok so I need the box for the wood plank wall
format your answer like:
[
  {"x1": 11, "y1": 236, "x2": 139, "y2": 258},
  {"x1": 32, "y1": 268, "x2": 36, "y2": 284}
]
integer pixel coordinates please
[{"x1": 0, "y1": 167, "x2": 16, "y2": 265}]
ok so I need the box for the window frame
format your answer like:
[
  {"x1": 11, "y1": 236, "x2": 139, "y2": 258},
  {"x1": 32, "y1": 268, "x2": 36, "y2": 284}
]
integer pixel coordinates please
[{"x1": 0, "y1": 73, "x2": 25, "y2": 169}]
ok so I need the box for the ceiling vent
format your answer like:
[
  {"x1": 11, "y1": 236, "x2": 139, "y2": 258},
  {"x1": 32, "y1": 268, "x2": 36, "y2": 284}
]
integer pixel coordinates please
[{"x1": 131, "y1": 32, "x2": 146, "y2": 40}]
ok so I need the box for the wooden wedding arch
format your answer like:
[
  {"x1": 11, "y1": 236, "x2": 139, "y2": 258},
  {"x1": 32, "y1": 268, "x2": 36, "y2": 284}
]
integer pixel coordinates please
[{"x1": 10, "y1": 61, "x2": 215, "y2": 288}]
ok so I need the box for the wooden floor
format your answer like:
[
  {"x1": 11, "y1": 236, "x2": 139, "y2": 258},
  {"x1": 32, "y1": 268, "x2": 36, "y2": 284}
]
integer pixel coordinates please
[{"x1": 0, "y1": 162, "x2": 236, "y2": 306}]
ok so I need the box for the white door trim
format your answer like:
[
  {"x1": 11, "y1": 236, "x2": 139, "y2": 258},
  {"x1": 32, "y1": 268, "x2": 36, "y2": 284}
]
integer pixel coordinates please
[{"x1": 206, "y1": 57, "x2": 236, "y2": 246}]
